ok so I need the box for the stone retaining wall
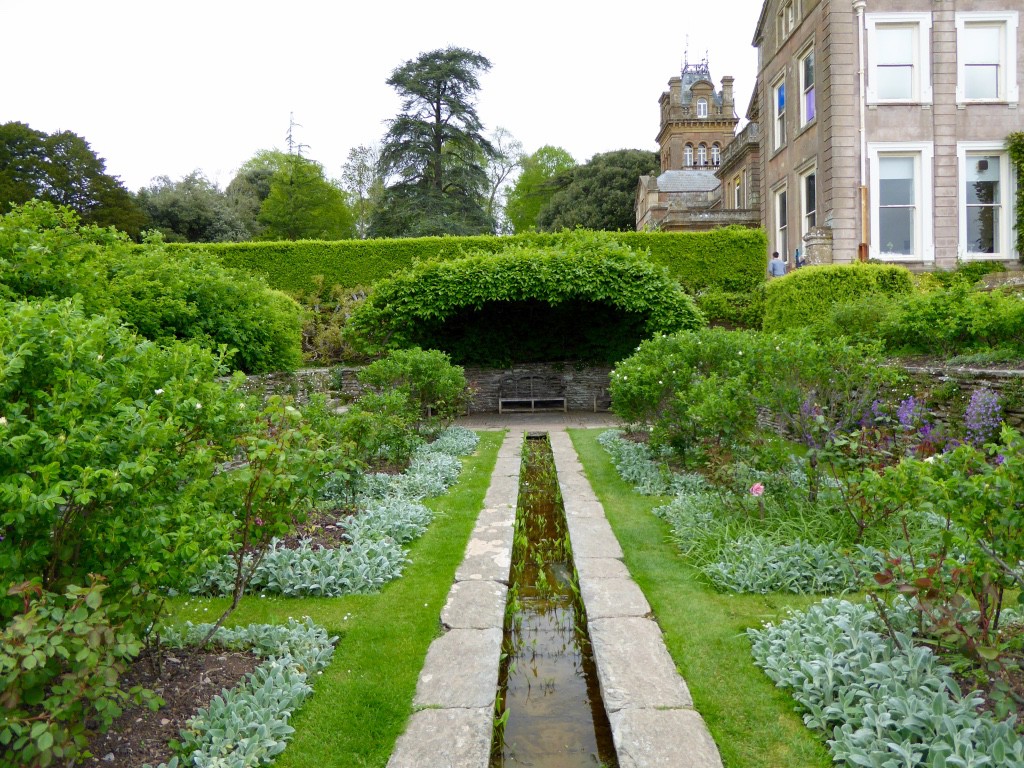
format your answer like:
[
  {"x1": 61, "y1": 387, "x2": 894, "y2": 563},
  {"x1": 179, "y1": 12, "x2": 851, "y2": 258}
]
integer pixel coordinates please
[
  {"x1": 903, "y1": 365, "x2": 1024, "y2": 428},
  {"x1": 234, "y1": 362, "x2": 1023, "y2": 424},
  {"x1": 236, "y1": 363, "x2": 615, "y2": 414}
]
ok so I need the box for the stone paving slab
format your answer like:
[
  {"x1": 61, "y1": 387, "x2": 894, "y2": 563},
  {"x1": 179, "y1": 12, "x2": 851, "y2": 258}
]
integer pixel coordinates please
[
  {"x1": 609, "y1": 708, "x2": 724, "y2": 768},
  {"x1": 588, "y1": 617, "x2": 693, "y2": 712},
  {"x1": 575, "y1": 556, "x2": 633, "y2": 581},
  {"x1": 564, "y1": 515, "x2": 624, "y2": 560},
  {"x1": 441, "y1": 580, "x2": 508, "y2": 630},
  {"x1": 562, "y1": 499, "x2": 607, "y2": 518},
  {"x1": 386, "y1": 707, "x2": 493, "y2": 768},
  {"x1": 454, "y1": 536, "x2": 513, "y2": 583},
  {"x1": 578, "y1": 576, "x2": 651, "y2": 619},
  {"x1": 414, "y1": 627, "x2": 503, "y2": 709}
]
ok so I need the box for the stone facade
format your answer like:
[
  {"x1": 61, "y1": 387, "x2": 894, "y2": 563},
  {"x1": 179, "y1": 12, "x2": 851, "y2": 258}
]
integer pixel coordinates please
[
  {"x1": 753, "y1": 0, "x2": 1022, "y2": 269},
  {"x1": 636, "y1": 59, "x2": 762, "y2": 232}
]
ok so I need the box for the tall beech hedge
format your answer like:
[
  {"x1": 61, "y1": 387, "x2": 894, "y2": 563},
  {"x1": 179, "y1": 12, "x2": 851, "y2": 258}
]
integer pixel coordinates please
[
  {"x1": 343, "y1": 233, "x2": 705, "y2": 362},
  {"x1": 168, "y1": 226, "x2": 766, "y2": 295},
  {"x1": 763, "y1": 263, "x2": 914, "y2": 333}
]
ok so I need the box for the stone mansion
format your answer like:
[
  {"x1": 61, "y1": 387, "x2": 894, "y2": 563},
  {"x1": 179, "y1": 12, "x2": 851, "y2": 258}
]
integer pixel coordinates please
[{"x1": 636, "y1": 0, "x2": 1022, "y2": 269}]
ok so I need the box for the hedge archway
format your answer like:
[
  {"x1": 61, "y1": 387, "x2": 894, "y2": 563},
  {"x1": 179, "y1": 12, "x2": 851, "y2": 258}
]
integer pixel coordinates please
[{"x1": 345, "y1": 233, "x2": 705, "y2": 365}]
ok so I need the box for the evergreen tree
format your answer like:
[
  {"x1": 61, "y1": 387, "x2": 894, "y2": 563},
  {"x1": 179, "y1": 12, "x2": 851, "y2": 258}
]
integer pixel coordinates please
[{"x1": 370, "y1": 47, "x2": 495, "y2": 237}]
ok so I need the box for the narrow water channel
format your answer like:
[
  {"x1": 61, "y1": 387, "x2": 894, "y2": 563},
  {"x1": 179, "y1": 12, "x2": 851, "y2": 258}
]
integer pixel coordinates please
[{"x1": 491, "y1": 433, "x2": 618, "y2": 768}]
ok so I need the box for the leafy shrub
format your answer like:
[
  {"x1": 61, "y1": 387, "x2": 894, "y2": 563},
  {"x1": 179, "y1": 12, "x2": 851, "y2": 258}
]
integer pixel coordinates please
[
  {"x1": 880, "y1": 284, "x2": 1024, "y2": 356},
  {"x1": 0, "y1": 202, "x2": 304, "y2": 373},
  {"x1": 762, "y1": 263, "x2": 914, "y2": 334},
  {"x1": 809, "y1": 293, "x2": 899, "y2": 348},
  {"x1": 749, "y1": 599, "x2": 1024, "y2": 766},
  {"x1": 153, "y1": 618, "x2": 336, "y2": 768},
  {"x1": 1, "y1": 579, "x2": 148, "y2": 768},
  {"x1": 336, "y1": 389, "x2": 422, "y2": 467},
  {"x1": 608, "y1": 328, "x2": 772, "y2": 462},
  {"x1": 694, "y1": 287, "x2": 765, "y2": 330},
  {"x1": 357, "y1": 347, "x2": 469, "y2": 427},
  {"x1": 194, "y1": 428, "x2": 475, "y2": 598},
  {"x1": 932, "y1": 260, "x2": 1007, "y2": 288},
  {"x1": 343, "y1": 232, "x2": 705, "y2": 364},
  {"x1": 863, "y1": 427, "x2": 1024, "y2": 665},
  {"x1": 0, "y1": 298, "x2": 246, "y2": 619}
]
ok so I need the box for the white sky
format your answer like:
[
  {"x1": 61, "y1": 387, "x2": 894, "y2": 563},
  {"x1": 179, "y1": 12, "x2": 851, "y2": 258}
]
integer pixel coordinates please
[{"x1": 1, "y1": 0, "x2": 763, "y2": 192}]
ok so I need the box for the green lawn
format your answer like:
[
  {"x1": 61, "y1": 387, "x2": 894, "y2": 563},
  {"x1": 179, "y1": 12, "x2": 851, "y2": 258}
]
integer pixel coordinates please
[
  {"x1": 568, "y1": 428, "x2": 832, "y2": 768},
  {"x1": 166, "y1": 430, "x2": 505, "y2": 768}
]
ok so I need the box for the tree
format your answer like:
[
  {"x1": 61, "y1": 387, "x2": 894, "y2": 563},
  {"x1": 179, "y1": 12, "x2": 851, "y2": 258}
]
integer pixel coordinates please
[
  {"x1": 370, "y1": 47, "x2": 496, "y2": 238},
  {"x1": 0, "y1": 121, "x2": 146, "y2": 237},
  {"x1": 258, "y1": 152, "x2": 355, "y2": 240},
  {"x1": 229, "y1": 150, "x2": 355, "y2": 241},
  {"x1": 537, "y1": 149, "x2": 659, "y2": 232},
  {"x1": 484, "y1": 127, "x2": 524, "y2": 233},
  {"x1": 340, "y1": 143, "x2": 384, "y2": 239},
  {"x1": 505, "y1": 145, "x2": 576, "y2": 233},
  {"x1": 226, "y1": 150, "x2": 279, "y2": 237},
  {"x1": 135, "y1": 171, "x2": 249, "y2": 242}
]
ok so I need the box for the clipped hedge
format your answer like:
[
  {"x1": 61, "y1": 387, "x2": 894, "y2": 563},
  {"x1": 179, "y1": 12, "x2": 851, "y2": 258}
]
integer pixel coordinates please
[
  {"x1": 763, "y1": 263, "x2": 914, "y2": 333},
  {"x1": 169, "y1": 226, "x2": 766, "y2": 295}
]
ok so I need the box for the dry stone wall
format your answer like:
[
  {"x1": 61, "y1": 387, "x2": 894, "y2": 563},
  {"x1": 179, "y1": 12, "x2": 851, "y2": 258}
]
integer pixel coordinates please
[{"x1": 237, "y1": 363, "x2": 615, "y2": 414}]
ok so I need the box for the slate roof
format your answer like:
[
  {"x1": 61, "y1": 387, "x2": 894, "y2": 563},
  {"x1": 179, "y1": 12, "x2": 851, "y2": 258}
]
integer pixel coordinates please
[{"x1": 655, "y1": 170, "x2": 721, "y2": 193}]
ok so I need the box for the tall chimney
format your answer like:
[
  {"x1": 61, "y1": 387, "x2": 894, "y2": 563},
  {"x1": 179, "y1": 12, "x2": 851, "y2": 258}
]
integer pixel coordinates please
[{"x1": 721, "y1": 76, "x2": 735, "y2": 113}]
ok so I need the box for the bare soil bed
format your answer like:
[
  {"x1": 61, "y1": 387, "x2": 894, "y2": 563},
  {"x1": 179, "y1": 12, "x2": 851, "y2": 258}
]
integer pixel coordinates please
[{"x1": 85, "y1": 648, "x2": 259, "y2": 768}]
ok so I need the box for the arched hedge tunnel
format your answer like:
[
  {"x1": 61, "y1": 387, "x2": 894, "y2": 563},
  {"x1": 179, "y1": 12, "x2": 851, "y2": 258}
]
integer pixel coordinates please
[{"x1": 345, "y1": 235, "x2": 706, "y2": 366}]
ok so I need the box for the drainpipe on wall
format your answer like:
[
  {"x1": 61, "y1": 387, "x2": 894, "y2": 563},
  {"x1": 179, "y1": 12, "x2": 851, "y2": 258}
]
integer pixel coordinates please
[{"x1": 853, "y1": 0, "x2": 869, "y2": 262}]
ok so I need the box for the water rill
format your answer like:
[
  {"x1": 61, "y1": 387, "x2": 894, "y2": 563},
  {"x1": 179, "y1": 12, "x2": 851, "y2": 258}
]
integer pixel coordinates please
[{"x1": 491, "y1": 433, "x2": 618, "y2": 768}]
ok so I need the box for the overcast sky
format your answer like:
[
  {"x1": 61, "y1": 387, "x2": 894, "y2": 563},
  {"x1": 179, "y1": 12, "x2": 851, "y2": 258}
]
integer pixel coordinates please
[{"x1": 1, "y1": 0, "x2": 763, "y2": 192}]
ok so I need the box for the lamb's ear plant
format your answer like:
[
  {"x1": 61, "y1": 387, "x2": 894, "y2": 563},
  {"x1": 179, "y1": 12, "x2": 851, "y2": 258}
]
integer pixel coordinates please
[{"x1": 749, "y1": 599, "x2": 1024, "y2": 766}]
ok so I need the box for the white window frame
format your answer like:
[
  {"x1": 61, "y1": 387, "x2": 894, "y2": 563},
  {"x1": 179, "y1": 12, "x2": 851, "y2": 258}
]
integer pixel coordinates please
[
  {"x1": 868, "y1": 141, "x2": 934, "y2": 263},
  {"x1": 711, "y1": 144, "x2": 721, "y2": 166},
  {"x1": 865, "y1": 13, "x2": 933, "y2": 105},
  {"x1": 696, "y1": 98, "x2": 709, "y2": 118},
  {"x1": 772, "y1": 74, "x2": 786, "y2": 151},
  {"x1": 774, "y1": 185, "x2": 789, "y2": 261},
  {"x1": 733, "y1": 174, "x2": 743, "y2": 209},
  {"x1": 957, "y1": 141, "x2": 1017, "y2": 260},
  {"x1": 955, "y1": 12, "x2": 1019, "y2": 104},
  {"x1": 800, "y1": 165, "x2": 817, "y2": 238},
  {"x1": 798, "y1": 45, "x2": 816, "y2": 127},
  {"x1": 698, "y1": 143, "x2": 707, "y2": 166},
  {"x1": 684, "y1": 144, "x2": 693, "y2": 166},
  {"x1": 778, "y1": 1, "x2": 797, "y2": 41}
]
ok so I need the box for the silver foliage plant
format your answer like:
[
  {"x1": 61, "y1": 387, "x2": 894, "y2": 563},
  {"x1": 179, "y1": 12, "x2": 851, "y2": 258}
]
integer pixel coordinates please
[
  {"x1": 148, "y1": 618, "x2": 337, "y2": 768},
  {"x1": 193, "y1": 427, "x2": 479, "y2": 598},
  {"x1": 599, "y1": 429, "x2": 877, "y2": 595},
  {"x1": 749, "y1": 599, "x2": 1024, "y2": 767}
]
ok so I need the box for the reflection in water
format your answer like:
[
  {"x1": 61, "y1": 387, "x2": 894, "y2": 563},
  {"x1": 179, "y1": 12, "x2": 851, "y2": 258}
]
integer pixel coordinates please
[{"x1": 491, "y1": 434, "x2": 618, "y2": 768}]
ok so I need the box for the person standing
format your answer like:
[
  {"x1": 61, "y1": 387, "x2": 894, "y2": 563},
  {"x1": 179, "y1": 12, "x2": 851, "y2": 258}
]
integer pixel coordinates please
[{"x1": 768, "y1": 251, "x2": 787, "y2": 278}]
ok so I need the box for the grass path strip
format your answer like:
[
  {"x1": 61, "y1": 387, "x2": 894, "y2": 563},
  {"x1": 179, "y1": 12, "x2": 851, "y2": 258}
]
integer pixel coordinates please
[
  {"x1": 568, "y1": 428, "x2": 832, "y2": 768},
  {"x1": 168, "y1": 430, "x2": 505, "y2": 768}
]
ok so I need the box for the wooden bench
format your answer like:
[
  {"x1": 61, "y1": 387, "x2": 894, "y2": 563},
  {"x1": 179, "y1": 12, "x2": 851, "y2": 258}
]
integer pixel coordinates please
[{"x1": 498, "y1": 374, "x2": 567, "y2": 414}]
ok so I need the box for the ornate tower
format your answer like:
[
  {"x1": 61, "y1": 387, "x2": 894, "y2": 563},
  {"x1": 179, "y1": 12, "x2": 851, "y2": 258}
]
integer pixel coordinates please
[{"x1": 656, "y1": 56, "x2": 739, "y2": 173}]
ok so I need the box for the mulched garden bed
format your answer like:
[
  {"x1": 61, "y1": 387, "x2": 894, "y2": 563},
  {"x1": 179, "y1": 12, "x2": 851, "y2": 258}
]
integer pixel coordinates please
[{"x1": 85, "y1": 647, "x2": 260, "y2": 768}]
